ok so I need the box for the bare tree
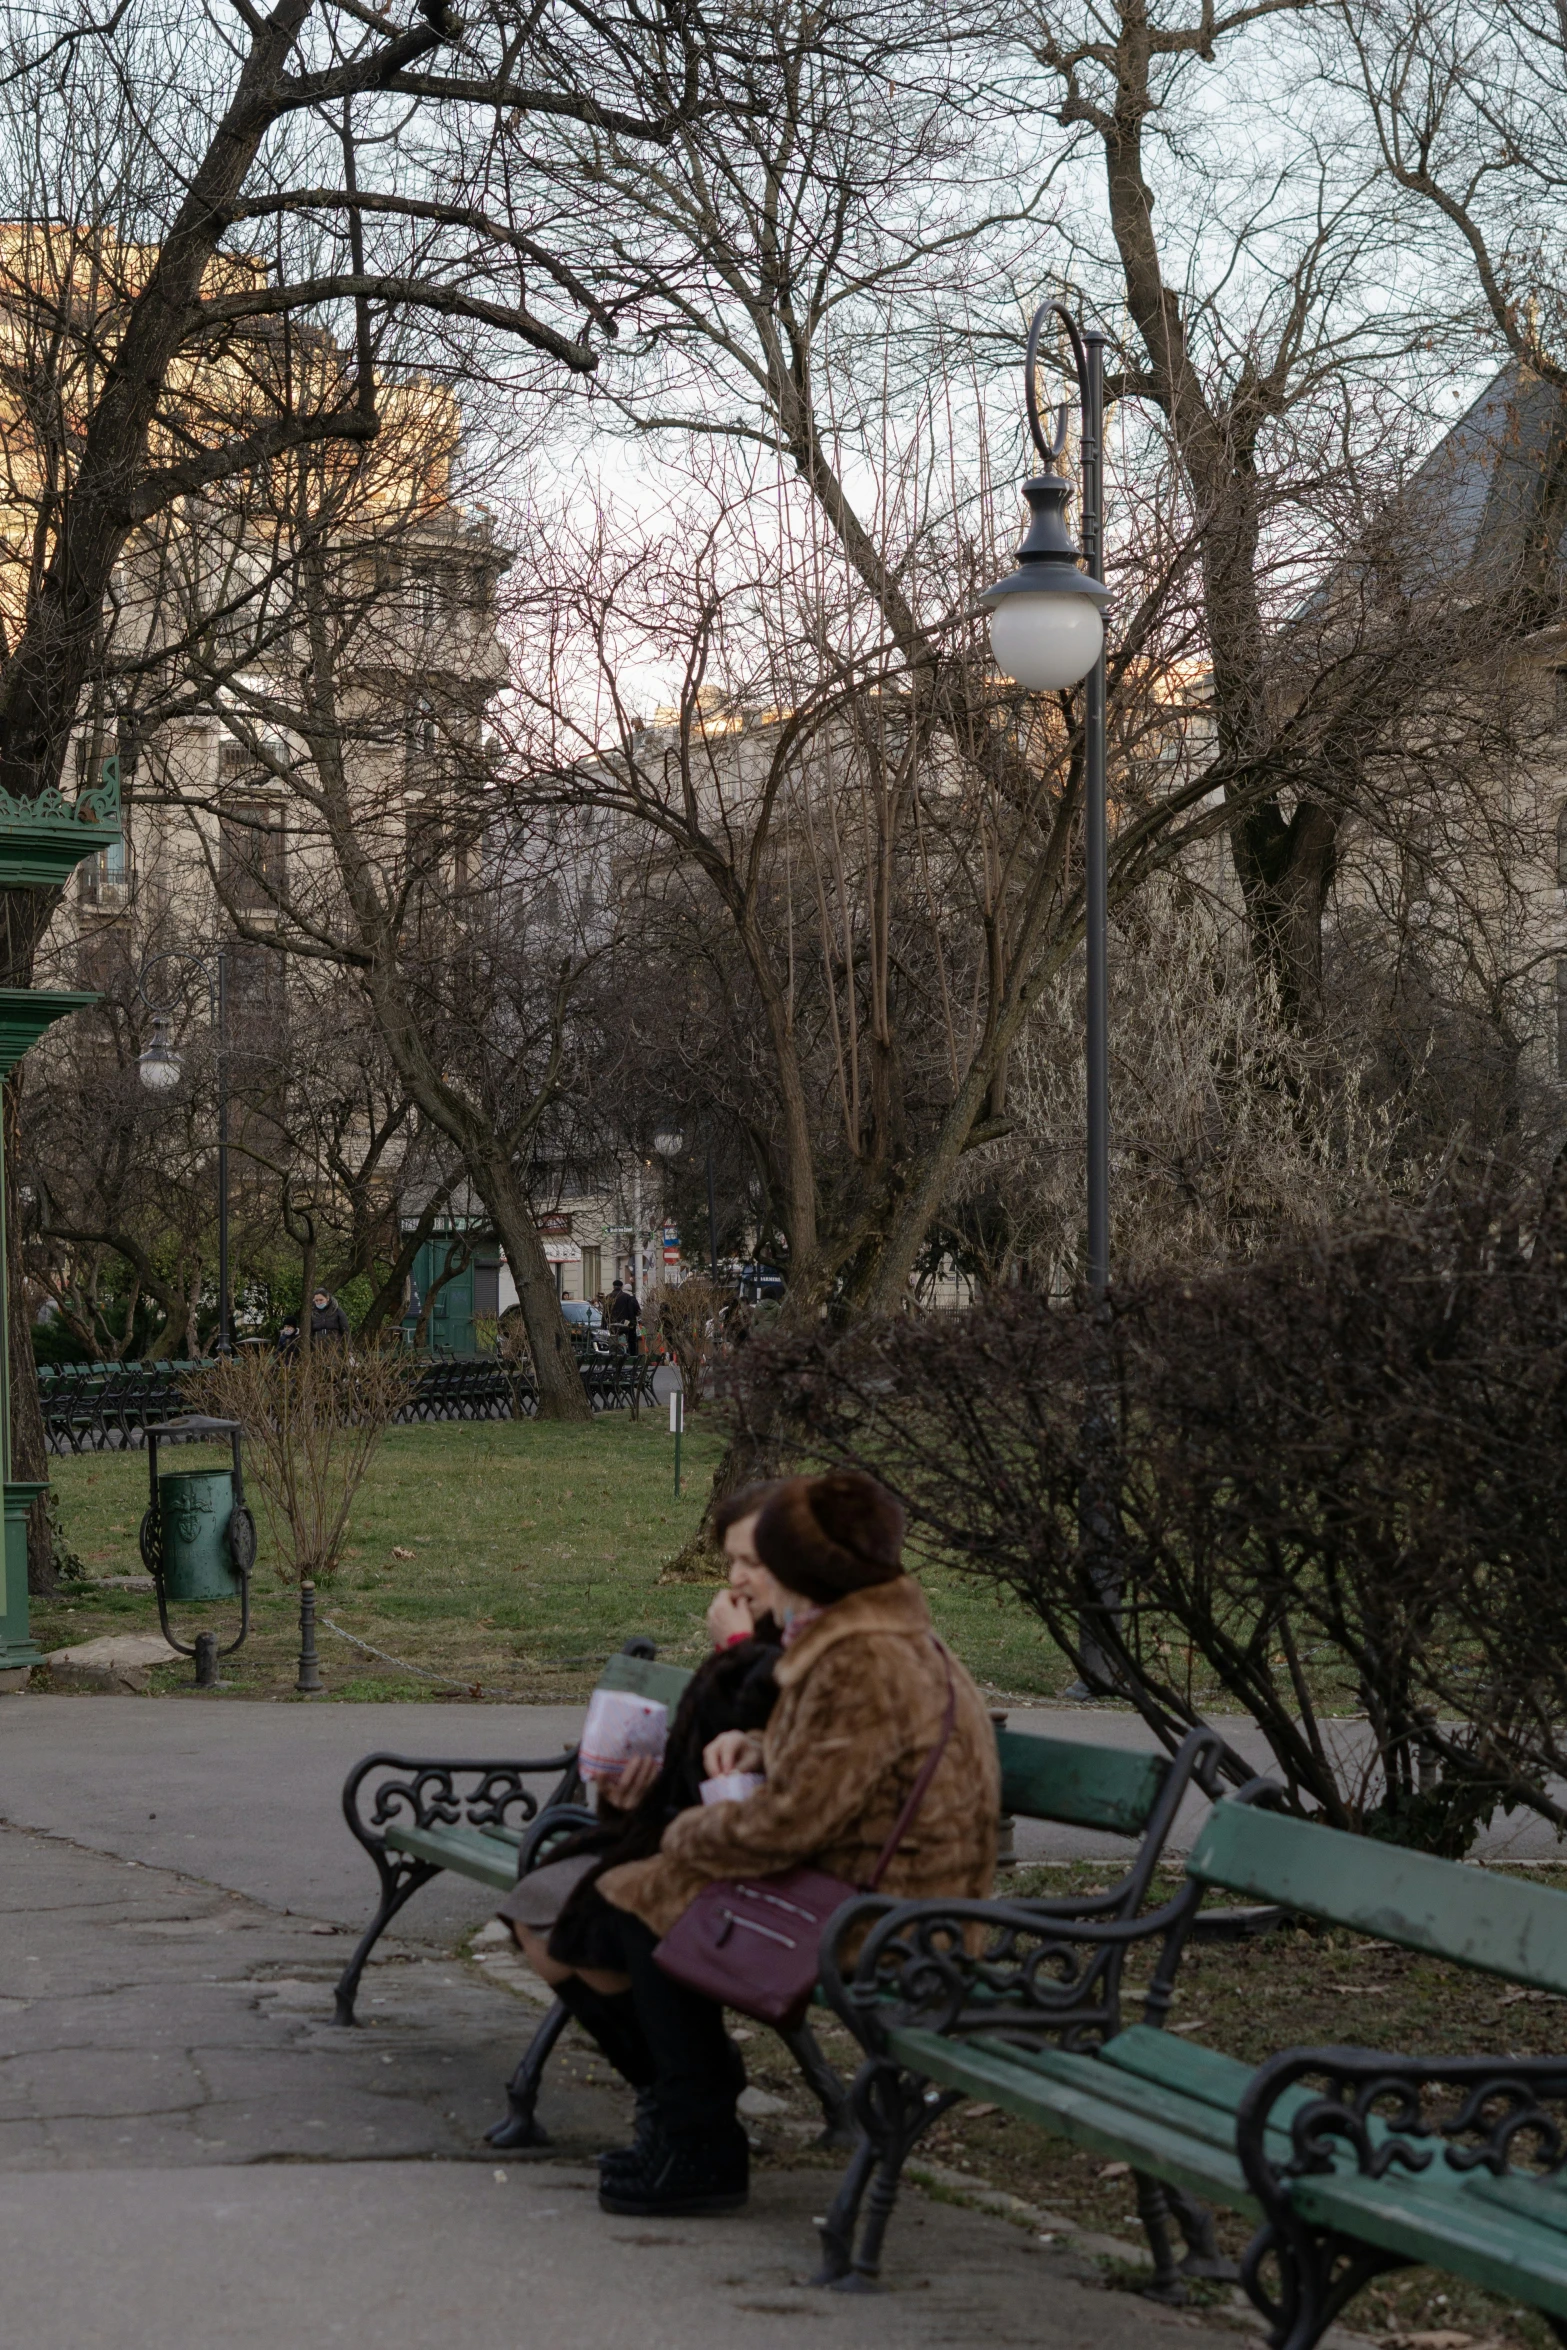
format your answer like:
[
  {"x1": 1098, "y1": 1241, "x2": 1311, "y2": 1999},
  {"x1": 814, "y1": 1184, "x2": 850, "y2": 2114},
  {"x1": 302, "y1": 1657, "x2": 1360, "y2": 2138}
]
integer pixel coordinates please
[{"x1": 0, "y1": 0, "x2": 726, "y2": 1521}]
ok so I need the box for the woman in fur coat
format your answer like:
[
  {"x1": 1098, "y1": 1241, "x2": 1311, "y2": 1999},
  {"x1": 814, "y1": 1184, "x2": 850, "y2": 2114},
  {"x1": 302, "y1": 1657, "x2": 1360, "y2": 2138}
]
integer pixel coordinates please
[{"x1": 588, "y1": 1469, "x2": 1000, "y2": 2223}]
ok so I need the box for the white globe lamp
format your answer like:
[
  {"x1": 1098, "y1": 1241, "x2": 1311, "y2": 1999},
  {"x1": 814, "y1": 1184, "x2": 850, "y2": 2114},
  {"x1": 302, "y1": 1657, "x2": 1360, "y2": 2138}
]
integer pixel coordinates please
[
  {"x1": 981, "y1": 468, "x2": 1108, "y2": 692},
  {"x1": 137, "y1": 1015, "x2": 183, "y2": 1095}
]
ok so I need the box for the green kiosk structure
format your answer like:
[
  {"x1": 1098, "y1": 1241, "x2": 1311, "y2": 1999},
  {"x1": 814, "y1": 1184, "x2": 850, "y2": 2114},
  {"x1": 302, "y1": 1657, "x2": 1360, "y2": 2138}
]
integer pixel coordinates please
[{"x1": 0, "y1": 762, "x2": 121, "y2": 1687}]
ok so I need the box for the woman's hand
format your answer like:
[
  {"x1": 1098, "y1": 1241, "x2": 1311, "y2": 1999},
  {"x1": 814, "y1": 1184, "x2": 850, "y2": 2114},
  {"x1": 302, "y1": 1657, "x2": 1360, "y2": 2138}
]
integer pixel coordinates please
[
  {"x1": 706, "y1": 1587, "x2": 754, "y2": 1648},
  {"x1": 702, "y1": 1730, "x2": 764, "y2": 1779},
  {"x1": 597, "y1": 1753, "x2": 662, "y2": 1811}
]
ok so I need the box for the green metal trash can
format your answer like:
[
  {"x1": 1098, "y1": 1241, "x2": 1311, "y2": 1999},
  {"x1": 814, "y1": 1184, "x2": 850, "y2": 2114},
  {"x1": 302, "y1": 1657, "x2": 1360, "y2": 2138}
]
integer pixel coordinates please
[{"x1": 158, "y1": 1469, "x2": 240, "y2": 1601}]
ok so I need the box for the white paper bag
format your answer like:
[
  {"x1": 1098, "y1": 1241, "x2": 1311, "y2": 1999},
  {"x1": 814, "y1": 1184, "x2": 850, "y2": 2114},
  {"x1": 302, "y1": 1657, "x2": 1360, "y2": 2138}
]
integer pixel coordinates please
[
  {"x1": 578, "y1": 1687, "x2": 669, "y2": 1784},
  {"x1": 699, "y1": 1771, "x2": 766, "y2": 1806}
]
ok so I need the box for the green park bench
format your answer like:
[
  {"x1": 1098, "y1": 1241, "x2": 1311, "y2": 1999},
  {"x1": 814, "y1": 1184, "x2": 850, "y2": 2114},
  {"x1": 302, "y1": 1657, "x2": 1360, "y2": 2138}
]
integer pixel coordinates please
[
  {"x1": 335, "y1": 1642, "x2": 1234, "y2": 2196},
  {"x1": 817, "y1": 1794, "x2": 1567, "y2": 2342}
]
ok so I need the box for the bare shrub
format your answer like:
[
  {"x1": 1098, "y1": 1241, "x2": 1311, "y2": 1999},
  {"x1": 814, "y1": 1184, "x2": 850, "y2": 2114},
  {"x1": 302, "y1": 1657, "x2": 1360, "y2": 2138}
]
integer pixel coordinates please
[
  {"x1": 732, "y1": 1183, "x2": 1567, "y2": 1853},
  {"x1": 657, "y1": 1278, "x2": 723, "y2": 1409},
  {"x1": 192, "y1": 1343, "x2": 419, "y2": 1586}
]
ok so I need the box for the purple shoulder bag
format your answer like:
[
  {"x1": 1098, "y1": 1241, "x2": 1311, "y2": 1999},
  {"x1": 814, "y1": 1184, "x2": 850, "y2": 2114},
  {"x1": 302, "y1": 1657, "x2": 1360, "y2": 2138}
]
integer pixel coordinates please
[{"x1": 653, "y1": 1641, "x2": 958, "y2": 2029}]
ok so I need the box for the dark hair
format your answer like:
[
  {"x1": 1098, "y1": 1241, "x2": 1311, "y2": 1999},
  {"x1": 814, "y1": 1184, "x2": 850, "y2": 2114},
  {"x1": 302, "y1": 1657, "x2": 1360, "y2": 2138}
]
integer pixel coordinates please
[{"x1": 711, "y1": 1479, "x2": 787, "y2": 1541}]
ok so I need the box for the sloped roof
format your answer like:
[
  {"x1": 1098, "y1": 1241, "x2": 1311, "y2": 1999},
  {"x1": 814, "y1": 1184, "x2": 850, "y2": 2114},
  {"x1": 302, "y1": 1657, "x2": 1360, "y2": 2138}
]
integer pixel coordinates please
[{"x1": 1405, "y1": 365, "x2": 1567, "y2": 593}]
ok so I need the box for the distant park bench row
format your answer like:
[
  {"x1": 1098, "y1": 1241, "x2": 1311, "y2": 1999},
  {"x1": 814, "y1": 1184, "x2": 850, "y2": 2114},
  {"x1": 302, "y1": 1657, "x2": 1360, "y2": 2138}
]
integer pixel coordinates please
[{"x1": 38, "y1": 1347, "x2": 657, "y2": 1451}]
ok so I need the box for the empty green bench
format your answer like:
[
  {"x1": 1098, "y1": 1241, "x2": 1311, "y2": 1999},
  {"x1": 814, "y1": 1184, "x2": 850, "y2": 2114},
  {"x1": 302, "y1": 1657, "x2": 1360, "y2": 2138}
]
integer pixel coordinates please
[{"x1": 820, "y1": 1792, "x2": 1567, "y2": 2343}]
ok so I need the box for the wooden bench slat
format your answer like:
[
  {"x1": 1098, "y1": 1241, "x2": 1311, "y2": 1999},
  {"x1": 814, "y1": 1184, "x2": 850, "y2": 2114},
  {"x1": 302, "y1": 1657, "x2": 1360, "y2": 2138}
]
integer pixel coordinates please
[
  {"x1": 1188, "y1": 1806, "x2": 1567, "y2": 1996},
  {"x1": 386, "y1": 1822, "x2": 519, "y2": 1892},
  {"x1": 899, "y1": 2021, "x2": 1567, "y2": 2314},
  {"x1": 885, "y1": 2025, "x2": 1258, "y2": 2214},
  {"x1": 1466, "y1": 2170, "x2": 1567, "y2": 2239},
  {"x1": 1097, "y1": 2024, "x2": 1262, "y2": 2112},
  {"x1": 984, "y1": 2038, "x2": 1293, "y2": 2159},
  {"x1": 996, "y1": 1731, "x2": 1167, "y2": 1834},
  {"x1": 1292, "y1": 2163, "x2": 1567, "y2": 2315},
  {"x1": 596, "y1": 1653, "x2": 694, "y2": 1711}
]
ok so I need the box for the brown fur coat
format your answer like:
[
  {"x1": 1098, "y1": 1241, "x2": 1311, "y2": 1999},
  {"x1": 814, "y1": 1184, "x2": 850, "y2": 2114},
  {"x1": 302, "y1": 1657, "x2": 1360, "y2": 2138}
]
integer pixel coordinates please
[{"x1": 598, "y1": 1577, "x2": 999, "y2": 1938}]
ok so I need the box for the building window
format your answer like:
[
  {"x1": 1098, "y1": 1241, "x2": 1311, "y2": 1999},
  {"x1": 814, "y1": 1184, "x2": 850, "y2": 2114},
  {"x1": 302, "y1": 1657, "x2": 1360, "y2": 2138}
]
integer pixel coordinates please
[
  {"x1": 404, "y1": 795, "x2": 444, "y2": 884},
  {"x1": 78, "y1": 837, "x2": 132, "y2": 905},
  {"x1": 74, "y1": 738, "x2": 132, "y2": 905},
  {"x1": 580, "y1": 1244, "x2": 602, "y2": 1300},
  {"x1": 220, "y1": 799, "x2": 287, "y2": 910},
  {"x1": 406, "y1": 699, "x2": 441, "y2": 783}
]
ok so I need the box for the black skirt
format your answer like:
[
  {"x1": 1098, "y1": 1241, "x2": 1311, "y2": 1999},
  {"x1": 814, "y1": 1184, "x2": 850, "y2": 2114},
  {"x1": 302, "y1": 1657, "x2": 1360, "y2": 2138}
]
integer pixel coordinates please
[{"x1": 546, "y1": 1875, "x2": 630, "y2": 1974}]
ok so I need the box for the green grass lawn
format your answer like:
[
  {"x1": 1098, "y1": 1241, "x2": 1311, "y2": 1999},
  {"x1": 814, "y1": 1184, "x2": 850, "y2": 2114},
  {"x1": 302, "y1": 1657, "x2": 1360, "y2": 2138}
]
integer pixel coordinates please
[{"x1": 36, "y1": 1416, "x2": 1073, "y2": 1703}]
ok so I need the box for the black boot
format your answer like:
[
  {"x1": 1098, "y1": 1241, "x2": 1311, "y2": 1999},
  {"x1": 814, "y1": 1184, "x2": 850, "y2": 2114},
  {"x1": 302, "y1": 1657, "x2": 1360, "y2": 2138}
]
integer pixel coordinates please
[
  {"x1": 599, "y1": 2037, "x2": 746, "y2": 2183},
  {"x1": 598, "y1": 2120, "x2": 749, "y2": 2218},
  {"x1": 595, "y1": 1916, "x2": 748, "y2": 2214},
  {"x1": 553, "y1": 1975, "x2": 656, "y2": 2090}
]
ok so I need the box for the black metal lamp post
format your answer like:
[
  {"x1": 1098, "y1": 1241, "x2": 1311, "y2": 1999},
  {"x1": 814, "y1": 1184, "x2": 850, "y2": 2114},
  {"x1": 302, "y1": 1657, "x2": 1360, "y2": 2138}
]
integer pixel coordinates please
[
  {"x1": 983, "y1": 303, "x2": 1119, "y2": 1702},
  {"x1": 652, "y1": 1127, "x2": 684, "y2": 1289},
  {"x1": 137, "y1": 949, "x2": 231, "y2": 1353},
  {"x1": 979, "y1": 302, "x2": 1112, "y2": 1294}
]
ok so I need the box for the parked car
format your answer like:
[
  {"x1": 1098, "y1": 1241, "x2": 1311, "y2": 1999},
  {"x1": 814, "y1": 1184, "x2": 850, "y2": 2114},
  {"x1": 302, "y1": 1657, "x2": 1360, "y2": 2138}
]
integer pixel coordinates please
[
  {"x1": 737, "y1": 1262, "x2": 786, "y2": 1304},
  {"x1": 559, "y1": 1297, "x2": 604, "y2": 1330}
]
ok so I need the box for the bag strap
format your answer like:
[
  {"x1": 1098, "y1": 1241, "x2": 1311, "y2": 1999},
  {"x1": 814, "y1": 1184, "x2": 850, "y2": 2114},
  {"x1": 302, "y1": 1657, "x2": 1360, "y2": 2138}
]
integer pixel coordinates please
[{"x1": 863, "y1": 1639, "x2": 958, "y2": 1892}]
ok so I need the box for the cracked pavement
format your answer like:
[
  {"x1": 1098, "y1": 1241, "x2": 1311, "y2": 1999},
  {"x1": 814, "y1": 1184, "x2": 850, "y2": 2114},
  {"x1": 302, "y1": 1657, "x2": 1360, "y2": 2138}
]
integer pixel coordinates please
[{"x1": 0, "y1": 1695, "x2": 1256, "y2": 2348}]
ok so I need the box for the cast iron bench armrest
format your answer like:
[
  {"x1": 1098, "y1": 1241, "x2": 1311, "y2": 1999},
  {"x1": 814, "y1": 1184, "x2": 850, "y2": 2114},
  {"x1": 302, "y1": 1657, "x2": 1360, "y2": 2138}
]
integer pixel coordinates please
[
  {"x1": 333, "y1": 1748, "x2": 578, "y2": 2025},
  {"x1": 1231, "y1": 2044, "x2": 1567, "y2": 2342},
  {"x1": 516, "y1": 1802, "x2": 599, "y2": 1874},
  {"x1": 820, "y1": 1877, "x2": 1207, "y2": 2057},
  {"x1": 341, "y1": 1748, "x2": 580, "y2": 1859}
]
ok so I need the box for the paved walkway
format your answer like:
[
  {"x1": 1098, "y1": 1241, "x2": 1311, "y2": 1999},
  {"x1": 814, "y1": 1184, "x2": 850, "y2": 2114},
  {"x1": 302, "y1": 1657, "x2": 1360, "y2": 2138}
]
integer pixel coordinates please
[
  {"x1": 0, "y1": 1690, "x2": 1257, "y2": 2350},
  {"x1": 3, "y1": 1691, "x2": 1559, "y2": 1926}
]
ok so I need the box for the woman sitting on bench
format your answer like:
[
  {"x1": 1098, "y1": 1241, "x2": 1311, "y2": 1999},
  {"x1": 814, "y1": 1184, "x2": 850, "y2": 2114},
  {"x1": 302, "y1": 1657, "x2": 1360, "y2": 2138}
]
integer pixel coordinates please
[
  {"x1": 569, "y1": 1471, "x2": 999, "y2": 2222},
  {"x1": 496, "y1": 1483, "x2": 786, "y2": 2115}
]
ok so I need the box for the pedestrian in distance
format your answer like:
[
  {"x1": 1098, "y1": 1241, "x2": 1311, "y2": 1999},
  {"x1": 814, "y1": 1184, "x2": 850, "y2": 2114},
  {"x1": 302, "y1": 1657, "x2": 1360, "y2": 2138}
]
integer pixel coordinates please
[
  {"x1": 607, "y1": 1277, "x2": 641, "y2": 1356},
  {"x1": 308, "y1": 1288, "x2": 350, "y2": 1343}
]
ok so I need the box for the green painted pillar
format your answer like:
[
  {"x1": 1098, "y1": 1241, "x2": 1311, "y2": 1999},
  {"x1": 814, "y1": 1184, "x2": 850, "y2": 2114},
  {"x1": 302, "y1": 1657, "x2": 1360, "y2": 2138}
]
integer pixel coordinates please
[
  {"x1": 0, "y1": 992, "x2": 99, "y2": 1682},
  {"x1": 0, "y1": 756, "x2": 121, "y2": 1686}
]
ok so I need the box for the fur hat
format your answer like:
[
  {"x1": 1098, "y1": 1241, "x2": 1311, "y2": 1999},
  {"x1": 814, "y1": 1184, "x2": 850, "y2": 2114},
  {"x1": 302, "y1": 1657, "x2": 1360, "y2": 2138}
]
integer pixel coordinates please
[{"x1": 754, "y1": 1471, "x2": 906, "y2": 1605}]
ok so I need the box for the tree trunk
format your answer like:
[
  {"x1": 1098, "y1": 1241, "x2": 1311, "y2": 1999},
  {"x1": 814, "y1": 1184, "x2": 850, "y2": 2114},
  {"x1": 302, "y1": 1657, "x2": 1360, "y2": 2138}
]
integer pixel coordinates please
[
  {"x1": 466, "y1": 1154, "x2": 589, "y2": 1422},
  {"x1": 359, "y1": 1182, "x2": 454, "y2": 1341}
]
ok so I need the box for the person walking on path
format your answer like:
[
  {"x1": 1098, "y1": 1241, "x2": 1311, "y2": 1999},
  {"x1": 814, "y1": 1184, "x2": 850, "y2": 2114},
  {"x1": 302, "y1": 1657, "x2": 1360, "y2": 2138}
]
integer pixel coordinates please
[
  {"x1": 607, "y1": 1278, "x2": 640, "y2": 1355},
  {"x1": 308, "y1": 1288, "x2": 350, "y2": 1343}
]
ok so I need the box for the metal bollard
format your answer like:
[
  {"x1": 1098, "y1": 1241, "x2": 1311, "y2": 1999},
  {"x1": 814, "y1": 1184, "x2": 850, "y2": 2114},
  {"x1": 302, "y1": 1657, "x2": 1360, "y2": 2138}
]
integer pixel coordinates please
[
  {"x1": 193, "y1": 1630, "x2": 220, "y2": 1689},
  {"x1": 296, "y1": 1579, "x2": 324, "y2": 1696},
  {"x1": 989, "y1": 1709, "x2": 1018, "y2": 1870}
]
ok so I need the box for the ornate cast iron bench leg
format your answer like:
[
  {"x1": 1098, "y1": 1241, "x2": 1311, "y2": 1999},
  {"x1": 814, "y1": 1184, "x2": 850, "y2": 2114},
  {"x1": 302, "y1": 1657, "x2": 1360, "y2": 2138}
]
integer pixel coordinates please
[
  {"x1": 1165, "y1": 2181, "x2": 1239, "y2": 2282},
  {"x1": 1134, "y1": 2172, "x2": 1191, "y2": 2303},
  {"x1": 813, "y1": 2056, "x2": 960, "y2": 2291},
  {"x1": 333, "y1": 1852, "x2": 442, "y2": 2026},
  {"x1": 812, "y1": 2133, "x2": 876, "y2": 2285},
  {"x1": 779, "y1": 2020, "x2": 856, "y2": 2149},
  {"x1": 486, "y1": 1996, "x2": 571, "y2": 2151}
]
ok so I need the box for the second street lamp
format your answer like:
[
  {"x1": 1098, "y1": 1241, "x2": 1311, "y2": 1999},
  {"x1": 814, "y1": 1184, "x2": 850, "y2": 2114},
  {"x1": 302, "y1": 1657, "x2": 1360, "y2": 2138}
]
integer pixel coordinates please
[
  {"x1": 137, "y1": 950, "x2": 231, "y2": 1355},
  {"x1": 136, "y1": 1015, "x2": 183, "y2": 1094},
  {"x1": 981, "y1": 300, "x2": 1112, "y2": 1296}
]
